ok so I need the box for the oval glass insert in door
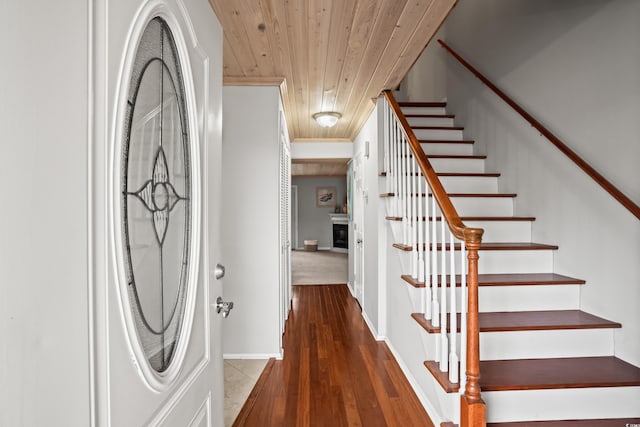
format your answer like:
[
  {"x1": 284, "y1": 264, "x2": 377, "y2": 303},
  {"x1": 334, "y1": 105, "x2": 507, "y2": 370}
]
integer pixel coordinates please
[{"x1": 121, "y1": 17, "x2": 192, "y2": 373}]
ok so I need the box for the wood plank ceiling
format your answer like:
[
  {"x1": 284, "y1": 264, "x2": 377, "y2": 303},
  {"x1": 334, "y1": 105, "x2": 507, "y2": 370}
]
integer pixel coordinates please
[
  {"x1": 209, "y1": 0, "x2": 457, "y2": 143},
  {"x1": 291, "y1": 158, "x2": 350, "y2": 177}
]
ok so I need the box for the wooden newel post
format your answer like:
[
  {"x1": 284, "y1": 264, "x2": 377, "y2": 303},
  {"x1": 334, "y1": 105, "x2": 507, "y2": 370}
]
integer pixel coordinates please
[{"x1": 461, "y1": 228, "x2": 485, "y2": 427}]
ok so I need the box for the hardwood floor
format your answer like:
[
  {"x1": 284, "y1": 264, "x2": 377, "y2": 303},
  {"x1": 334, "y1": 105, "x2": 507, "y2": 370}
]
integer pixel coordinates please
[{"x1": 233, "y1": 285, "x2": 434, "y2": 427}]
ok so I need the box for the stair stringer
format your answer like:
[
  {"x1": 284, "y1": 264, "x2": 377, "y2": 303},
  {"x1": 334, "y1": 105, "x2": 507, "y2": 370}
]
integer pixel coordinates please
[
  {"x1": 397, "y1": 102, "x2": 640, "y2": 424},
  {"x1": 381, "y1": 200, "x2": 460, "y2": 425}
]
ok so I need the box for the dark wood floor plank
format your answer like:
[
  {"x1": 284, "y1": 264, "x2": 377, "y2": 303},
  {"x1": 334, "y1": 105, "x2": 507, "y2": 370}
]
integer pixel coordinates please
[{"x1": 233, "y1": 284, "x2": 434, "y2": 426}]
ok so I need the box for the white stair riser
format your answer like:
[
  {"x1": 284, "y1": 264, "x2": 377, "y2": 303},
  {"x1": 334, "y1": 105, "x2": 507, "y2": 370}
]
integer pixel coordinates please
[
  {"x1": 421, "y1": 142, "x2": 474, "y2": 156},
  {"x1": 411, "y1": 249, "x2": 553, "y2": 275},
  {"x1": 483, "y1": 387, "x2": 640, "y2": 423},
  {"x1": 439, "y1": 176, "x2": 498, "y2": 193},
  {"x1": 401, "y1": 220, "x2": 532, "y2": 243},
  {"x1": 480, "y1": 329, "x2": 615, "y2": 360},
  {"x1": 464, "y1": 220, "x2": 532, "y2": 242},
  {"x1": 479, "y1": 285, "x2": 581, "y2": 312},
  {"x1": 407, "y1": 116, "x2": 455, "y2": 127},
  {"x1": 479, "y1": 250, "x2": 554, "y2": 274},
  {"x1": 413, "y1": 285, "x2": 581, "y2": 322},
  {"x1": 400, "y1": 197, "x2": 513, "y2": 218},
  {"x1": 447, "y1": 197, "x2": 514, "y2": 217},
  {"x1": 413, "y1": 128, "x2": 464, "y2": 140},
  {"x1": 410, "y1": 327, "x2": 614, "y2": 367},
  {"x1": 401, "y1": 106, "x2": 447, "y2": 115},
  {"x1": 429, "y1": 157, "x2": 485, "y2": 173}
]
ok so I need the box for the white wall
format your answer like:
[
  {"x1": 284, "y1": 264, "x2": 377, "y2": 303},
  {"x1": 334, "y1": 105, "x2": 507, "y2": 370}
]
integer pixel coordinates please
[
  {"x1": 398, "y1": 26, "x2": 448, "y2": 103},
  {"x1": 352, "y1": 103, "x2": 382, "y2": 334},
  {"x1": 222, "y1": 86, "x2": 282, "y2": 357},
  {"x1": 290, "y1": 141, "x2": 353, "y2": 159},
  {"x1": 0, "y1": 2, "x2": 90, "y2": 425},
  {"x1": 403, "y1": 0, "x2": 640, "y2": 366},
  {"x1": 291, "y1": 177, "x2": 347, "y2": 249}
]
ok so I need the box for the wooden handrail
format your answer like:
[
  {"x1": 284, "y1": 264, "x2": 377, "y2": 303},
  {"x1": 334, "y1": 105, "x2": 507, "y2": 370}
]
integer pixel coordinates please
[
  {"x1": 438, "y1": 39, "x2": 640, "y2": 221},
  {"x1": 382, "y1": 90, "x2": 486, "y2": 427},
  {"x1": 382, "y1": 91, "x2": 483, "y2": 242}
]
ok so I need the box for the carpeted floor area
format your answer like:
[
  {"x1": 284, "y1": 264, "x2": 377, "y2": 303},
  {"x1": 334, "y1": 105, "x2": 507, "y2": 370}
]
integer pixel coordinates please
[{"x1": 291, "y1": 249, "x2": 348, "y2": 285}]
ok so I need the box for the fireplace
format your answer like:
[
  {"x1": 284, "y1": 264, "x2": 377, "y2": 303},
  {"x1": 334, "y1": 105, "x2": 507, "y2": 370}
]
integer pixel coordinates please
[
  {"x1": 329, "y1": 213, "x2": 349, "y2": 252},
  {"x1": 332, "y1": 223, "x2": 348, "y2": 249}
]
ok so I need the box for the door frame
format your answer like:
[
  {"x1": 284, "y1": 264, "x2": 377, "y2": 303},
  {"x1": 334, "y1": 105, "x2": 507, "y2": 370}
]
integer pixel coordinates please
[{"x1": 291, "y1": 185, "x2": 299, "y2": 250}]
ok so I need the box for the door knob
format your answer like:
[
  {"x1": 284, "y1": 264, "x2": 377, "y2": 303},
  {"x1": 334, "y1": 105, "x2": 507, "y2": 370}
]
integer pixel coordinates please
[
  {"x1": 214, "y1": 263, "x2": 225, "y2": 280},
  {"x1": 216, "y1": 296, "x2": 234, "y2": 318}
]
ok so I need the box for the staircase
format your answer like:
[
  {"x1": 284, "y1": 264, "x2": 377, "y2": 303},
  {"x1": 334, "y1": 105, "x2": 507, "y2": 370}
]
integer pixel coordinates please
[{"x1": 381, "y1": 99, "x2": 640, "y2": 426}]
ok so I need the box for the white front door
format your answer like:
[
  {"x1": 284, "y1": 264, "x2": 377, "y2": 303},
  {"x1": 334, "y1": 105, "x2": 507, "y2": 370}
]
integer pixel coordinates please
[{"x1": 92, "y1": 1, "x2": 224, "y2": 425}]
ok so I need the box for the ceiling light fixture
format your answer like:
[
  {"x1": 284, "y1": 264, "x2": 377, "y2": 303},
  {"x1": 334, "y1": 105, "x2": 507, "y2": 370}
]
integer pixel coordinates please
[{"x1": 313, "y1": 112, "x2": 341, "y2": 128}]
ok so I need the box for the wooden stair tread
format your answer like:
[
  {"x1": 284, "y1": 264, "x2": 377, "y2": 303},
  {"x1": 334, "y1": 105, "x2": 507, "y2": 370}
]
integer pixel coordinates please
[
  {"x1": 393, "y1": 242, "x2": 559, "y2": 251},
  {"x1": 379, "y1": 172, "x2": 500, "y2": 177},
  {"x1": 436, "y1": 172, "x2": 500, "y2": 177},
  {"x1": 385, "y1": 216, "x2": 536, "y2": 222},
  {"x1": 399, "y1": 101, "x2": 446, "y2": 107},
  {"x1": 424, "y1": 360, "x2": 460, "y2": 392},
  {"x1": 487, "y1": 419, "x2": 640, "y2": 427},
  {"x1": 440, "y1": 216, "x2": 535, "y2": 221},
  {"x1": 436, "y1": 193, "x2": 517, "y2": 197},
  {"x1": 478, "y1": 273, "x2": 586, "y2": 286},
  {"x1": 427, "y1": 154, "x2": 487, "y2": 159},
  {"x1": 381, "y1": 192, "x2": 517, "y2": 197},
  {"x1": 480, "y1": 357, "x2": 640, "y2": 391},
  {"x1": 412, "y1": 126, "x2": 464, "y2": 130},
  {"x1": 405, "y1": 113, "x2": 455, "y2": 118},
  {"x1": 401, "y1": 273, "x2": 586, "y2": 288},
  {"x1": 419, "y1": 139, "x2": 474, "y2": 144},
  {"x1": 411, "y1": 310, "x2": 621, "y2": 334}
]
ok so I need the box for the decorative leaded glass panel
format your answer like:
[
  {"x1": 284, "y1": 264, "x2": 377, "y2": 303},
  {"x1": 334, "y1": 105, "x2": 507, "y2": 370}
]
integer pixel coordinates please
[{"x1": 121, "y1": 17, "x2": 191, "y2": 373}]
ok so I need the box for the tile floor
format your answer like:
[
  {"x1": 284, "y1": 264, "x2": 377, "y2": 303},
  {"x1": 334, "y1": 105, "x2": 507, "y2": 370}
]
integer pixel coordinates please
[{"x1": 224, "y1": 359, "x2": 269, "y2": 426}]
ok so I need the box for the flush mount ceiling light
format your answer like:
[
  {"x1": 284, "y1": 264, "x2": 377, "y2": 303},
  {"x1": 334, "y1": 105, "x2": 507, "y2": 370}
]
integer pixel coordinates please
[{"x1": 313, "y1": 112, "x2": 342, "y2": 128}]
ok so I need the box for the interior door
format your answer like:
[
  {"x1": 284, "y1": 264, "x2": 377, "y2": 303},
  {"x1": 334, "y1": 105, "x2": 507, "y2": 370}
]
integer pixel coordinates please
[
  {"x1": 279, "y1": 112, "x2": 292, "y2": 345},
  {"x1": 92, "y1": 1, "x2": 224, "y2": 425},
  {"x1": 353, "y1": 153, "x2": 365, "y2": 305}
]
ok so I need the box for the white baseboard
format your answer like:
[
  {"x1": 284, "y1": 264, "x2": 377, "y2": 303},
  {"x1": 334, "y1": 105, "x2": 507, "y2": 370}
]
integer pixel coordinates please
[
  {"x1": 223, "y1": 353, "x2": 281, "y2": 360},
  {"x1": 383, "y1": 337, "x2": 445, "y2": 426},
  {"x1": 362, "y1": 310, "x2": 381, "y2": 341}
]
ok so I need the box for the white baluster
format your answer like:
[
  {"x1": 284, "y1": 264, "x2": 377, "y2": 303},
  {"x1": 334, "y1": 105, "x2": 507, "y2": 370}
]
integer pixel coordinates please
[
  {"x1": 431, "y1": 195, "x2": 440, "y2": 329},
  {"x1": 417, "y1": 169, "x2": 425, "y2": 283},
  {"x1": 389, "y1": 111, "x2": 395, "y2": 217},
  {"x1": 402, "y1": 137, "x2": 409, "y2": 246},
  {"x1": 411, "y1": 157, "x2": 417, "y2": 279},
  {"x1": 460, "y1": 242, "x2": 467, "y2": 391},
  {"x1": 423, "y1": 178, "x2": 431, "y2": 320},
  {"x1": 439, "y1": 217, "x2": 449, "y2": 373},
  {"x1": 449, "y1": 230, "x2": 459, "y2": 384},
  {"x1": 396, "y1": 123, "x2": 402, "y2": 219},
  {"x1": 392, "y1": 119, "x2": 398, "y2": 218},
  {"x1": 384, "y1": 105, "x2": 390, "y2": 195}
]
